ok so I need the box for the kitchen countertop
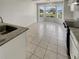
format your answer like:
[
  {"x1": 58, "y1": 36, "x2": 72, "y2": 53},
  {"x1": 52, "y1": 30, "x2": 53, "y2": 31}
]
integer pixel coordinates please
[
  {"x1": 0, "y1": 23, "x2": 29, "y2": 46},
  {"x1": 70, "y1": 27, "x2": 79, "y2": 42},
  {"x1": 64, "y1": 20, "x2": 79, "y2": 50},
  {"x1": 65, "y1": 20, "x2": 79, "y2": 43}
]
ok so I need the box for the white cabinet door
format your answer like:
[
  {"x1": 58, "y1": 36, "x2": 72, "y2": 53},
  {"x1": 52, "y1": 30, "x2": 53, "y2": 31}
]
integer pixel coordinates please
[
  {"x1": 70, "y1": 36, "x2": 74, "y2": 59},
  {"x1": 70, "y1": 35, "x2": 78, "y2": 59},
  {"x1": 0, "y1": 31, "x2": 27, "y2": 59}
]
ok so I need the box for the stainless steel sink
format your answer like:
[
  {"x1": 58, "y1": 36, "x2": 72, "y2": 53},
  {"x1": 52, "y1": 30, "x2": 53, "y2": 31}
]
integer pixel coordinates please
[{"x1": 0, "y1": 25, "x2": 17, "y2": 35}]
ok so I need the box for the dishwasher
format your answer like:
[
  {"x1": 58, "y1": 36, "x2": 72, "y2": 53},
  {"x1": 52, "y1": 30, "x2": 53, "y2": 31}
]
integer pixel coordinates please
[
  {"x1": 66, "y1": 26, "x2": 70, "y2": 56},
  {"x1": 63, "y1": 22, "x2": 70, "y2": 56}
]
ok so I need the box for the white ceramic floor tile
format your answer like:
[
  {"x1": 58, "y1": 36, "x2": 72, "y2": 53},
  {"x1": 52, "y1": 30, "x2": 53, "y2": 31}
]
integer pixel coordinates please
[
  {"x1": 26, "y1": 43, "x2": 37, "y2": 53},
  {"x1": 30, "y1": 55, "x2": 41, "y2": 59},
  {"x1": 47, "y1": 43, "x2": 58, "y2": 53},
  {"x1": 31, "y1": 38, "x2": 41, "y2": 45},
  {"x1": 49, "y1": 40, "x2": 58, "y2": 46},
  {"x1": 26, "y1": 37, "x2": 33, "y2": 43},
  {"x1": 26, "y1": 22, "x2": 68, "y2": 59},
  {"x1": 58, "y1": 47, "x2": 67, "y2": 57},
  {"x1": 25, "y1": 52, "x2": 32, "y2": 59},
  {"x1": 38, "y1": 40, "x2": 48, "y2": 49},
  {"x1": 44, "y1": 50, "x2": 57, "y2": 59},
  {"x1": 57, "y1": 54, "x2": 68, "y2": 59},
  {"x1": 34, "y1": 46, "x2": 46, "y2": 59},
  {"x1": 41, "y1": 38, "x2": 50, "y2": 43}
]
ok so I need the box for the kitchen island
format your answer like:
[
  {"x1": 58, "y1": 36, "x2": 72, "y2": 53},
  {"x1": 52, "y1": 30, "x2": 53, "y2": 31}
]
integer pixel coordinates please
[
  {"x1": 70, "y1": 27, "x2": 79, "y2": 59},
  {"x1": 0, "y1": 23, "x2": 28, "y2": 59},
  {"x1": 64, "y1": 21, "x2": 79, "y2": 59}
]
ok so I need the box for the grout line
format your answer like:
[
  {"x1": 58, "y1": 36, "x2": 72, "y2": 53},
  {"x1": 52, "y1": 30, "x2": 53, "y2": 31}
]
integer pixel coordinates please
[
  {"x1": 42, "y1": 44, "x2": 48, "y2": 59},
  {"x1": 29, "y1": 42, "x2": 40, "y2": 59},
  {"x1": 30, "y1": 40, "x2": 41, "y2": 59},
  {"x1": 29, "y1": 53, "x2": 34, "y2": 59},
  {"x1": 30, "y1": 53, "x2": 42, "y2": 59},
  {"x1": 32, "y1": 53, "x2": 42, "y2": 59},
  {"x1": 56, "y1": 36, "x2": 58, "y2": 59},
  {"x1": 30, "y1": 45, "x2": 48, "y2": 59},
  {"x1": 36, "y1": 39, "x2": 48, "y2": 49},
  {"x1": 47, "y1": 47, "x2": 58, "y2": 54},
  {"x1": 28, "y1": 39, "x2": 41, "y2": 59},
  {"x1": 28, "y1": 23, "x2": 68, "y2": 59}
]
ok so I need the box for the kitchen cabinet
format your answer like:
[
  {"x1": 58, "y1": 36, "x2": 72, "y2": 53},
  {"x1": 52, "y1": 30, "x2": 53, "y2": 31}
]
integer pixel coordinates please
[
  {"x1": 75, "y1": 5, "x2": 79, "y2": 11},
  {"x1": 0, "y1": 31, "x2": 27, "y2": 59},
  {"x1": 71, "y1": 4, "x2": 79, "y2": 11},
  {"x1": 68, "y1": 0, "x2": 75, "y2": 6},
  {"x1": 68, "y1": 0, "x2": 79, "y2": 11},
  {"x1": 70, "y1": 32, "x2": 79, "y2": 59}
]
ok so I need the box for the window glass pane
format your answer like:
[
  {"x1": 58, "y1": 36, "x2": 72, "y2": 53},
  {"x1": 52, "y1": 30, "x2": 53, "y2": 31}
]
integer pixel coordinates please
[
  {"x1": 56, "y1": 4, "x2": 63, "y2": 19},
  {"x1": 45, "y1": 6, "x2": 56, "y2": 18},
  {"x1": 40, "y1": 6, "x2": 44, "y2": 17}
]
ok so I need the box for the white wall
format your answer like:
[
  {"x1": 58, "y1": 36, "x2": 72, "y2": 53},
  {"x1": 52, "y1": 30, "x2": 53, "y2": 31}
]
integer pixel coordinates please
[
  {"x1": 64, "y1": 0, "x2": 73, "y2": 21},
  {"x1": 74, "y1": 11, "x2": 79, "y2": 20},
  {"x1": 73, "y1": 6, "x2": 79, "y2": 20},
  {"x1": 0, "y1": 0, "x2": 37, "y2": 27}
]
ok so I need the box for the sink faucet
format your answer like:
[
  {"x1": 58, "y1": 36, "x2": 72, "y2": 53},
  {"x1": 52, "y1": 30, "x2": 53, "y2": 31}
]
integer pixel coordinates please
[{"x1": 0, "y1": 17, "x2": 3, "y2": 23}]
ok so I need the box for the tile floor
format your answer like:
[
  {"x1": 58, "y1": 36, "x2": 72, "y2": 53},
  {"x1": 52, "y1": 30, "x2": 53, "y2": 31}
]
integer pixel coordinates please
[{"x1": 26, "y1": 22, "x2": 68, "y2": 59}]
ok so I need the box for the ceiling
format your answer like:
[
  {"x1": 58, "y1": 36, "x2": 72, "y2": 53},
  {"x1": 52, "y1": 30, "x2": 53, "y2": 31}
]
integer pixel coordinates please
[{"x1": 32, "y1": 0, "x2": 64, "y2": 3}]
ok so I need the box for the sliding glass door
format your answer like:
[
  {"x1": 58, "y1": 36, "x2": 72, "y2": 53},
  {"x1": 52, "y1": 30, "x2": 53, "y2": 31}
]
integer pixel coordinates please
[{"x1": 37, "y1": 3, "x2": 63, "y2": 23}]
